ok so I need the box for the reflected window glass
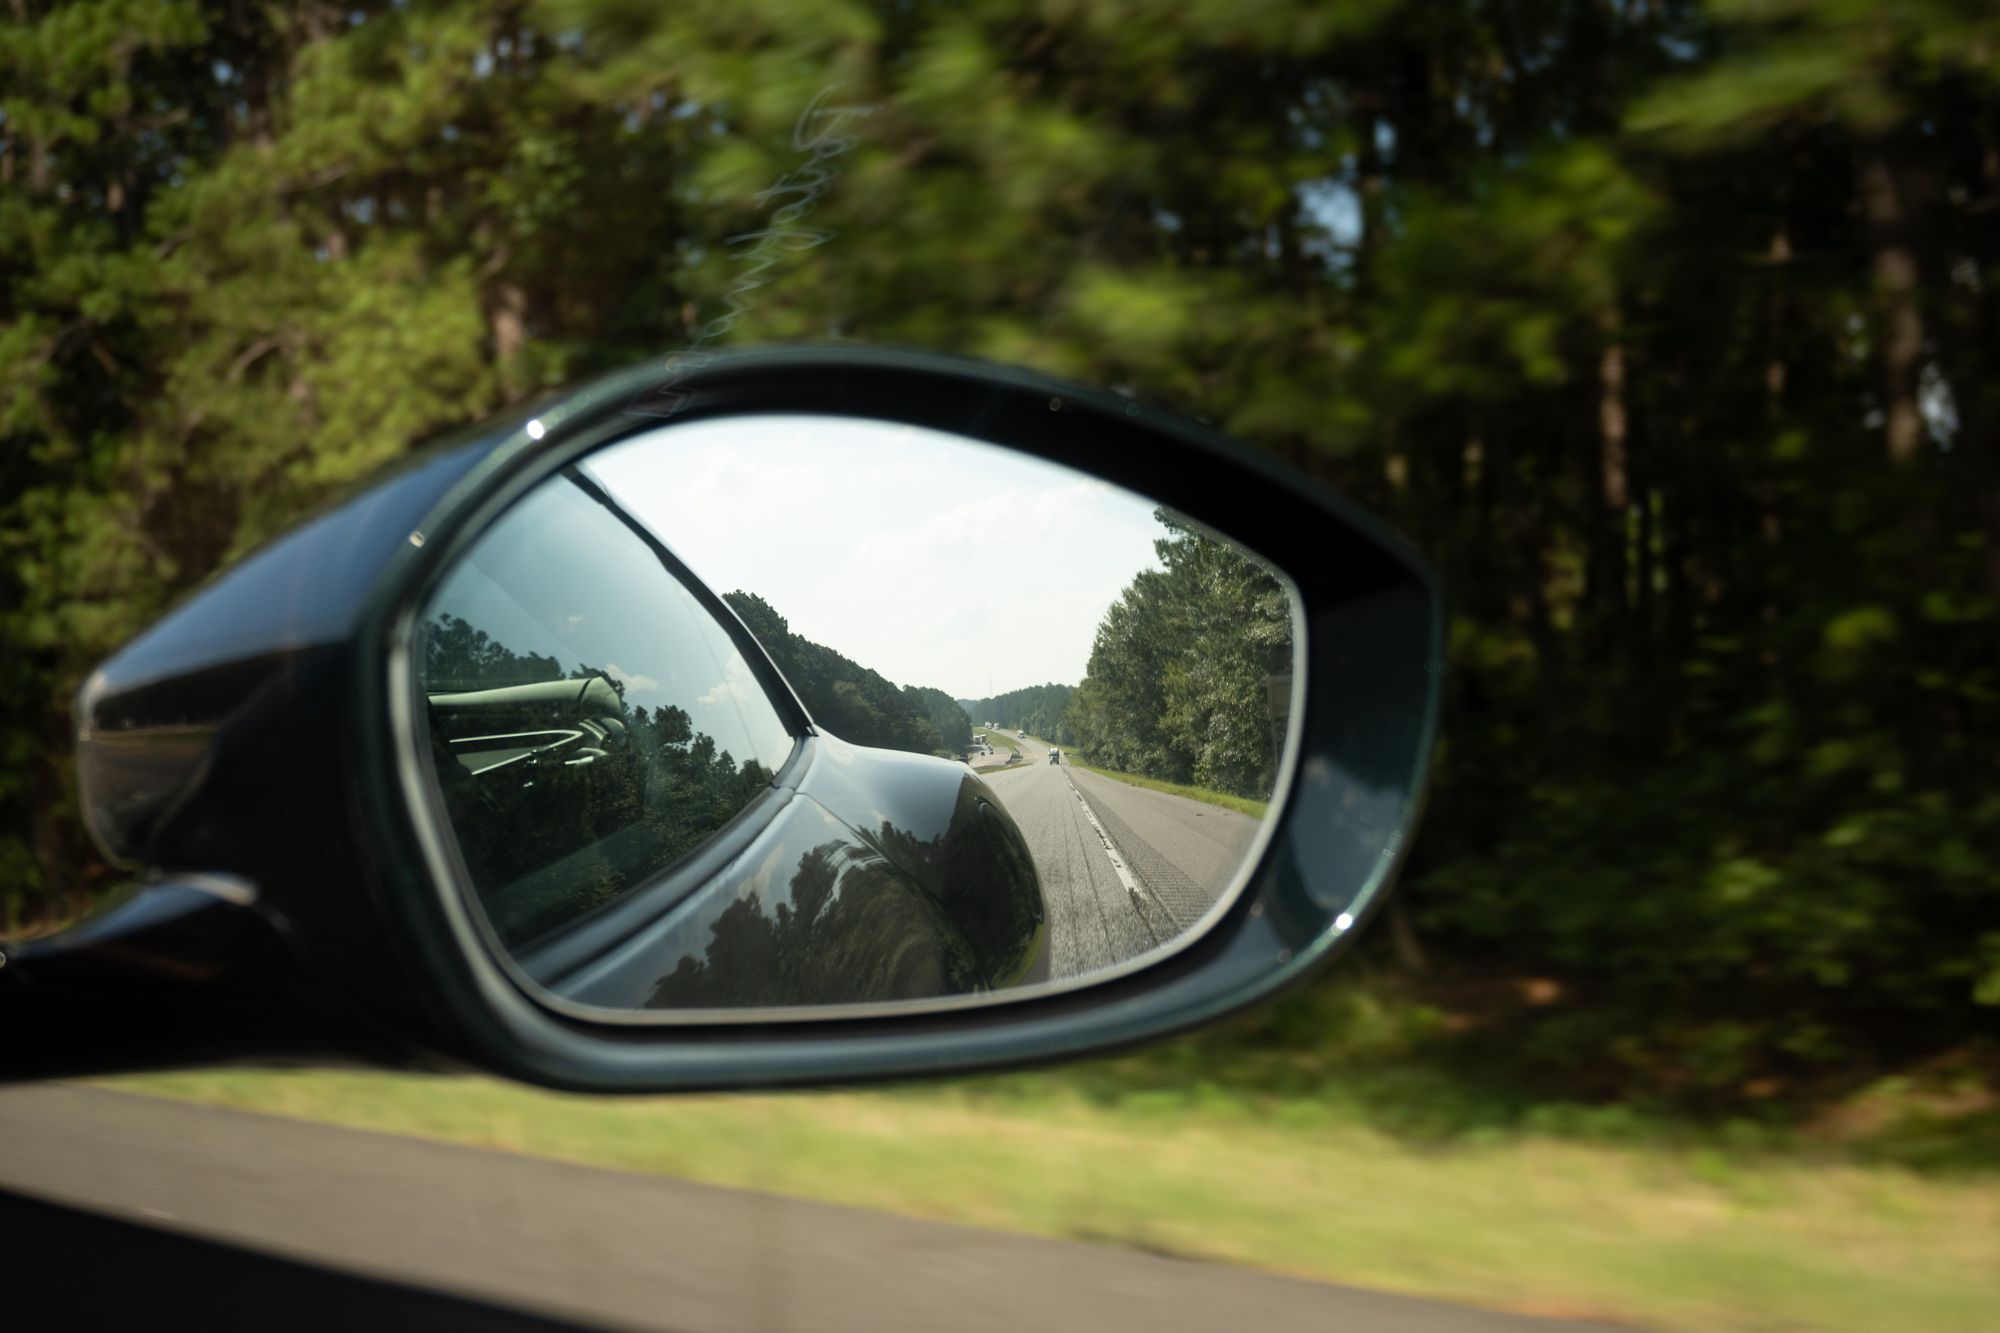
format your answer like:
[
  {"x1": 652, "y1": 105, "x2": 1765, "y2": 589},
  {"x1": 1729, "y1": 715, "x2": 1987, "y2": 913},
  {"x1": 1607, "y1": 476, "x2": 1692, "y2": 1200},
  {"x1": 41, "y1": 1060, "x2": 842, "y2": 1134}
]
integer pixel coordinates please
[{"x1": 418, "y1": 472, "x2": 796, "y2": 948}]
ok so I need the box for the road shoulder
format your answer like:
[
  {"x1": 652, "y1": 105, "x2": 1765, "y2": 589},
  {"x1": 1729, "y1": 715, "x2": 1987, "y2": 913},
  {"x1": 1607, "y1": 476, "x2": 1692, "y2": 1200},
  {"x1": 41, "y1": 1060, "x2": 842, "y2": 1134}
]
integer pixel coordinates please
[{"x1": 0, "y1": 1083, "x2": 1623, "y2": 1333}]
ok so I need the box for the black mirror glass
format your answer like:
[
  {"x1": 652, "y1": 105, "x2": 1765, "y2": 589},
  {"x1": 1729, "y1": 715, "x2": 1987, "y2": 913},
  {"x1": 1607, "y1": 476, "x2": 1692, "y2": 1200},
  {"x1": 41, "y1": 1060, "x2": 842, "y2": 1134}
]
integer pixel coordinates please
[{"x1": 411, "y1": 414, "x2": 1303, "y2": 1017}]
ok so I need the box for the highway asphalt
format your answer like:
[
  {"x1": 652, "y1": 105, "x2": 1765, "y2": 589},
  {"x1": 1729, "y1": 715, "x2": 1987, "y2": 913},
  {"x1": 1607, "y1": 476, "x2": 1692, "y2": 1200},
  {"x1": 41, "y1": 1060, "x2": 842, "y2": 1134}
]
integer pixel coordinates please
[
  {"x1": 0, "y1": 1084, "x2": 1632, "y2": 1333},
  {"x1": 978, "y1": 736, "x2": 1261, "y2": 980}
]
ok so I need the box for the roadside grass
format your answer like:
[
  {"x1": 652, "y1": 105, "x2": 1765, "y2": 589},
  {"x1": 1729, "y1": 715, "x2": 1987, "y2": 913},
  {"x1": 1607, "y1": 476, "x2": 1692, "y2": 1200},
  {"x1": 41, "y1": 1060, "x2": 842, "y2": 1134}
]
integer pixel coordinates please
[
  {"x1": 108, "y1": 1064, "x2": 1998, "y2": 1333},
  {"x1": 970, "y1": 730, "x2": 1024, "y2": 771},
  {"x1": 1067, "y1": 759, "x2": 1269, "y2": 819}
]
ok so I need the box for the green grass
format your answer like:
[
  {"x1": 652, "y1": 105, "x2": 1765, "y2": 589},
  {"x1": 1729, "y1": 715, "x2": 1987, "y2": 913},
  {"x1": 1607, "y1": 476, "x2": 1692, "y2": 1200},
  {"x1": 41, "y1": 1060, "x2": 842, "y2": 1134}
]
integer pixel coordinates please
[
  {"x1": 973, "y1": 730, "x2": 1021, "y2": 756},
  {"x1": 106, "y1": 1067, "x2": 1999, "y2": 1333},
  {"x1": 1068, "y1": 760, "x2": 1269, "y2": 819}
]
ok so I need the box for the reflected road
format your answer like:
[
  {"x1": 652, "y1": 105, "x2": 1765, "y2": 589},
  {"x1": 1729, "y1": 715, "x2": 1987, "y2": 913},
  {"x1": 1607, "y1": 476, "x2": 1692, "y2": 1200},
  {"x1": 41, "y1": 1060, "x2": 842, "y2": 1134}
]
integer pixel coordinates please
[{"x1": 980, "y1": 736, "x2": 1261, "y2": 979}]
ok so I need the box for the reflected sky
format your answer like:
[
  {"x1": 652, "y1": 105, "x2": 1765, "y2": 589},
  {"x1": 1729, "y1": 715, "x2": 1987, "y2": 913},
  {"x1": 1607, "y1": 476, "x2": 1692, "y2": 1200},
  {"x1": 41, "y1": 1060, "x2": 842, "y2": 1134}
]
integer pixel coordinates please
[
  {"x1": 584, "y1": 416, "x2": 1166, "y2": 699},
  {"x1": 424, "y1": 472, "x2": 795, "y2": 771}
]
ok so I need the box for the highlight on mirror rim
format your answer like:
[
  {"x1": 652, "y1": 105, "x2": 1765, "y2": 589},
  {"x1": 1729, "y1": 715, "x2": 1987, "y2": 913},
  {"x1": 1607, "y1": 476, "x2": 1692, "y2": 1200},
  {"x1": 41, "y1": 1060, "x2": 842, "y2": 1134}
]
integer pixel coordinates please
[{"x1": 406, "y1": 413, "x2": 1305, "y2": 1020}]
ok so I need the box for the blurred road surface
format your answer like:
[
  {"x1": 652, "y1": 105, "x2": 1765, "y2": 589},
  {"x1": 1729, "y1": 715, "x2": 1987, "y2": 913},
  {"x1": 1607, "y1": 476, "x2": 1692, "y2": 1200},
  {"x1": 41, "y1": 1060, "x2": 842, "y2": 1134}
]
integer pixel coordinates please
[
  {"x1": 0, "y1": 1085, "x2": 1630, "y2": 1333},
  {"x1": 980, "y1": 735, "x2": 1260, "y2": 978}
]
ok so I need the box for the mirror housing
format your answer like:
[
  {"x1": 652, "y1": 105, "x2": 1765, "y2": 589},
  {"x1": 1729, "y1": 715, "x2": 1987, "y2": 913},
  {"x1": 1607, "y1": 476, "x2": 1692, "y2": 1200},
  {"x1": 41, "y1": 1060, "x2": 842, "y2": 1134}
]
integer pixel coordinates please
[{"x1": 2, "y1": 348, "x2": 1443, "y2": 1092}]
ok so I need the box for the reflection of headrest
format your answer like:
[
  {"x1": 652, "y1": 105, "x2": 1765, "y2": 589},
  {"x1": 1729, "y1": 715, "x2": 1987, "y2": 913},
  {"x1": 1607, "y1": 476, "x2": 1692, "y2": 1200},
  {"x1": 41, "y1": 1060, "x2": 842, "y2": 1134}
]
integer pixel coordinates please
[
  {"x1": 425, "y1": 698, "x2": 473, "y2": 786},
  {"x1": 427, "y1": 674, "x2": 621, "y2": 720}
]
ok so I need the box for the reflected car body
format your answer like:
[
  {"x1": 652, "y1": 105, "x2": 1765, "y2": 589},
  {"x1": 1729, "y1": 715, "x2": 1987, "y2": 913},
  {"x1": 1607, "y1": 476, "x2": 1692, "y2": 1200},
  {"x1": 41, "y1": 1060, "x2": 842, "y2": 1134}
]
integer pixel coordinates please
[
  {"x1": 416, "y1": 475, "x2": 1049, "y2": 1010},
  {"x1": 430, "y1": 676, "x2": 1053, "y2": 1009},
  {"x1": 538, "y1": 733, "x2": 1049, "y2": 1009}
]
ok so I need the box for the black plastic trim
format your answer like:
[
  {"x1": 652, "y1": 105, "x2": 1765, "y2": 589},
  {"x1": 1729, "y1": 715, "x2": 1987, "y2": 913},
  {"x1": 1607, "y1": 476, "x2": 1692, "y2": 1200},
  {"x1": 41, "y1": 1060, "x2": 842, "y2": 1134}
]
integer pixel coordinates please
[{"x1": 26, "y1": 344, "x2": 1442, "y2": 1094}]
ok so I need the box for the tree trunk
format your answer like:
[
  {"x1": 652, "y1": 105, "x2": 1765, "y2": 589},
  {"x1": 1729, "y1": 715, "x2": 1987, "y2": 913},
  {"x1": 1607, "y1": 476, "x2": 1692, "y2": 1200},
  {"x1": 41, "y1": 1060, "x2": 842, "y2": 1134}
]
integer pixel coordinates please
[
  {"x1": 1386, "y1": 897, "x2": 1429, "y2": 975},
  {"x1": 1599, "y1": 305, "x2": 1630, "y2": 514},
  {"x1": 489, "y1": 281, "x2": 529, "y2": 399},
  {"x1": 1590, "y1": 305, "x2": 1630, "y2": 657},
  {"x1": 1856, "y1": 145, "x2": 1925, "y2": 464},
  {"x1": 1759, "y1": 222, "x2": 1790, "y2": 676}
]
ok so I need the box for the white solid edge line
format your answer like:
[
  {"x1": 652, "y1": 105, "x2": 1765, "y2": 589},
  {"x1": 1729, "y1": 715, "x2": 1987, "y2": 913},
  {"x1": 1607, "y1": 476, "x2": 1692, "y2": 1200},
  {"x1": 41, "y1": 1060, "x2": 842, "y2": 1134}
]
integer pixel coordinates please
[{"x1": 1063, "y1": 769, "x2": 1157, "y2": 911}]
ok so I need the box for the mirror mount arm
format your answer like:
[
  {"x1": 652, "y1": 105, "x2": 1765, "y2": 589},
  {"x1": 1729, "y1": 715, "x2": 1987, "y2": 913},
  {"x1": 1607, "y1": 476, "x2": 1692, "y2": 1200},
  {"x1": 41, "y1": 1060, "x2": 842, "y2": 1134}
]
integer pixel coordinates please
[{"x1": 0, "y1": 875, "x2": 403, "y2": 1084}]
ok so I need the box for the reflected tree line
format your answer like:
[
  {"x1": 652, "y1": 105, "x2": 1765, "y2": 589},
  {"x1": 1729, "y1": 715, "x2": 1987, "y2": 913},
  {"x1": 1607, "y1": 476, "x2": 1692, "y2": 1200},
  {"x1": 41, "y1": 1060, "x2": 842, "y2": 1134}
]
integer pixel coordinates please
[
  {"x1": 648, "y1": 835, "x2": 980, "y2": 1008},
  {"x1": 723, "y1": 592, "x2": 973, "y2": 759},
  {"x1": 959, "y1": 683, "x2": 1074, "y2": 745},
  {"x1": 1063, "y1": 516, "x2": 1292, "y2": 801},
  {"x1": 969, "y1": 517, "x2": 1292, "y2": 803},
  {"x1": 422, "y1": 613, "x2": 774, "y2": 947}
]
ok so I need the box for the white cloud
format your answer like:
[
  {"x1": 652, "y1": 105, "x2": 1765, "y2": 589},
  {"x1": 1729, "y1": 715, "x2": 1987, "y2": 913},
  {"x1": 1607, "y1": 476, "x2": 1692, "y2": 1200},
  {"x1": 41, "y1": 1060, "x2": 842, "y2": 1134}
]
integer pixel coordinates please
[
  {"x1": 602, "y1": 662, "x2": 660, "y2": 695},
  {"x1": 698, "y1": 678, "x2": 751, "y2": 708}
]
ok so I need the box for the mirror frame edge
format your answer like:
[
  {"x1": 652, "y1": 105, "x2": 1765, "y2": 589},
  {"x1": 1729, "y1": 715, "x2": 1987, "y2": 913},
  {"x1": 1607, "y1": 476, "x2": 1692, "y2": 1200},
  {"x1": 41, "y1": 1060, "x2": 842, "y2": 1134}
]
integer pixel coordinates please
[
  {"x1": 397, "y1": 417, "x2": 1316, "y2": 1027},
  {"x1": 356, "y1": 345, "x2": 1447, "y2": 1093}
]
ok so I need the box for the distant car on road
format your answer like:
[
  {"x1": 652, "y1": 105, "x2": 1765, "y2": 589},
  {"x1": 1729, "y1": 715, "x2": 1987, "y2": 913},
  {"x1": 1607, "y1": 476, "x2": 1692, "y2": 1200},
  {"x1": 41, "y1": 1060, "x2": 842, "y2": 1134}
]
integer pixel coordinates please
[{"x1": 1048, "y1": 748, "x2": 1061, "y2": 765}]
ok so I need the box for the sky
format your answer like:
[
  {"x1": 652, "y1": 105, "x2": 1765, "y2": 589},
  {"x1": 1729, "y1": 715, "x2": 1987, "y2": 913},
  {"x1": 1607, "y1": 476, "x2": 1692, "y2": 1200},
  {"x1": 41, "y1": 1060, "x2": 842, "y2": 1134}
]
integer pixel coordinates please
[{"x1": 583, "y1": 415, "x2": 1169, "y2": 701}]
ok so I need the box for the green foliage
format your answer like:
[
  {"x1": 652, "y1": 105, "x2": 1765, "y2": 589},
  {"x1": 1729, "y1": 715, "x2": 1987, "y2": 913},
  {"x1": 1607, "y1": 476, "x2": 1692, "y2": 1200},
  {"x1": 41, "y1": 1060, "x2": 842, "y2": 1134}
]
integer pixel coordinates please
[
  {"x1": 1369, "y1": 144, "x2": 1658, "y2": 402},
  {"x1": 1064, "y1": 515, "x2": 1291, "y2": 799},
  {"x1": 1632, "y1": 0, "x2": 2000, "y2": 145},
  {"x1": 956, "y1": 683, "x2": 1075, "y2": 744},
  {"x1": 903, "y1": 685, "x2": 973, "y2": 759},
  {"x1": 722, "y1": 592, "x2": 951, "y2": 756}
]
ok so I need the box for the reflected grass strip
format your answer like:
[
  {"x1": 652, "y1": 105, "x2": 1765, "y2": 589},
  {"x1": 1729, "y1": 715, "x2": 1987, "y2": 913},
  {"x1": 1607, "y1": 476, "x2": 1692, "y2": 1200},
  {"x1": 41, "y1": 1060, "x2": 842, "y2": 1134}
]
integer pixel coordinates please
[{"x1": 1067, "y1": 762, "x2": 1268, "y2": 819}]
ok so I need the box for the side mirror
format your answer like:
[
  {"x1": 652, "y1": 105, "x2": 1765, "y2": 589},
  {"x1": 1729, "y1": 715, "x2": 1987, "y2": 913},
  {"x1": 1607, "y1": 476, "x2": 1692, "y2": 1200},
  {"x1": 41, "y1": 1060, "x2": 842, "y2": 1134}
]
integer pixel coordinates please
[{"x1": 1, "y1": 348, "x2": 1442, "y2": 1092}]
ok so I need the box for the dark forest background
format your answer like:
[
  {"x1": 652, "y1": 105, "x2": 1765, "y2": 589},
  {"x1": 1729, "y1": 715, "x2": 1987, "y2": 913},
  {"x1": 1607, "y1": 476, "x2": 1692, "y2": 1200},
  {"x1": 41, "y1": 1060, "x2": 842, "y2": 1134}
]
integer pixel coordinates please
[{"x1": 4, "y1": 0, "x2": 1997, "y2": 1114}]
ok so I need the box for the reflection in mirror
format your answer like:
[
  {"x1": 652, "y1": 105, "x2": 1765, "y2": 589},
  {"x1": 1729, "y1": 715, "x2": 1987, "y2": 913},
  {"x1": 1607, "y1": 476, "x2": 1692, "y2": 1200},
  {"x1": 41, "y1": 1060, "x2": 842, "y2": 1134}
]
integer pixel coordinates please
[{"x1": 412, "y1": 415, "x2": 1299, "y2": 1016}]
